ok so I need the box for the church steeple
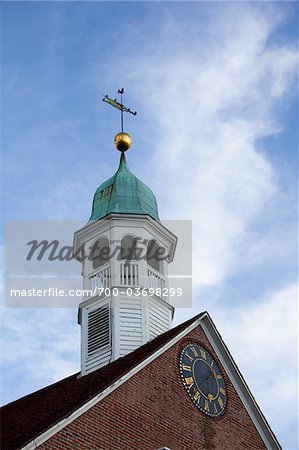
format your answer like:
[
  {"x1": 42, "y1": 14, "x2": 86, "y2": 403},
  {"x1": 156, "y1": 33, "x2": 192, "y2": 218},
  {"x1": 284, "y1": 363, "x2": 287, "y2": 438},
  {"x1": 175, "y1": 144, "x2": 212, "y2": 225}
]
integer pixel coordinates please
[{"x1": 73, "y1": 91, "x2": 177, "y2": 376}]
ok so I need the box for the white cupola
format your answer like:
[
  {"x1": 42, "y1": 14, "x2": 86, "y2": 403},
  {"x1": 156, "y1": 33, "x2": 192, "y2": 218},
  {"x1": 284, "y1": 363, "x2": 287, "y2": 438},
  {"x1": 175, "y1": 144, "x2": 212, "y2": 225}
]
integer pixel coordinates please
[{"x1": 73, "y1": 122, "x2": 177, "y2": 376}]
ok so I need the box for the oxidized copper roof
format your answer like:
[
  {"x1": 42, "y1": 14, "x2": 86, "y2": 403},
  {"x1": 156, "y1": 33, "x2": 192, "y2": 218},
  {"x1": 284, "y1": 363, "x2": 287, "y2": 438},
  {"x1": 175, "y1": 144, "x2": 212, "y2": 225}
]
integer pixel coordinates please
[{"x1": 89, "y1": 153, "x2": 159, "y2": 221}]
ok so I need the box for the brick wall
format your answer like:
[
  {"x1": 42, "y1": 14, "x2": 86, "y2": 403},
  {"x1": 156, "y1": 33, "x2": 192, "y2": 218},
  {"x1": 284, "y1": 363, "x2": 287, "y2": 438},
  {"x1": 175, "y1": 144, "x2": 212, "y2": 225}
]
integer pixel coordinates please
[{"x1": 39, "y1": 324, "x2": 266, "y2": 450}]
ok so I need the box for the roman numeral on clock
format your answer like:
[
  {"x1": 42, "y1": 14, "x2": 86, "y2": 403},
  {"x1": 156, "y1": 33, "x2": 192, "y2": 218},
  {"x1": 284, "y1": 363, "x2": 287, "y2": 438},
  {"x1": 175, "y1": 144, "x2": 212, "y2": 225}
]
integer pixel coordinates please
[
  {"x1": 185, "y1": 377, "x2": 194, "y2": 387},
  {"x1": 200, "y1": 349, "x2": 207, "y2": 359},
  {"x1": 191, "y1": 347, "x2": 199, "y2": 357},
  {"x1": 193, "y1": 391, "x2": 200, "y2": 402}
]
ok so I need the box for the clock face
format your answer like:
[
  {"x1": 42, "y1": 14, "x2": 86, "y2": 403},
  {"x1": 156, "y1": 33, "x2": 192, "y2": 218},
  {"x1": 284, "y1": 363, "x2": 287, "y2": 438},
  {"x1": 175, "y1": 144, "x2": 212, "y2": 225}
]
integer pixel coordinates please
[{"x1": 179, "y1": 343, "x2": 227, "y2": 417}]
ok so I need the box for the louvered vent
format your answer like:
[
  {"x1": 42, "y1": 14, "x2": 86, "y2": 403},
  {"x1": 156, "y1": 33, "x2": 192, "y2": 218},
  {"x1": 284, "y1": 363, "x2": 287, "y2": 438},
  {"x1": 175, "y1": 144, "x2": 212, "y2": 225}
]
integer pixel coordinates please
[{"x1": 87, "y1": 305, "x2": 110, "y2": 356}]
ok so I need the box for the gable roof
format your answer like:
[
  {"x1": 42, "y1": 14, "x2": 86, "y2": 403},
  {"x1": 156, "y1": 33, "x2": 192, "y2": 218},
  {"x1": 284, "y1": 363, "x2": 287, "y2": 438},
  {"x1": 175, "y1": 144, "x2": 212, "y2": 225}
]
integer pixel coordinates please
[
  {"x1": 1, "y1": 312, "x2": 281, "y2": 450},
  {"x1": 0, "y1": 313, "x2": 203, "y2": 450}
]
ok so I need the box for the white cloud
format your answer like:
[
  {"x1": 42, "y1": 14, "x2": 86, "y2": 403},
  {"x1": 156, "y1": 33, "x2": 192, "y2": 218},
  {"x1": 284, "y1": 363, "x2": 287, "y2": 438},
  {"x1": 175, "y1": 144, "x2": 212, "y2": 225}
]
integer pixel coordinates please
[
  {"x1": 211, "y1": 282, "x2": 298, "y2": 448},
  {"x1": 1, "y1": 308, "x2": 80, "y2": 402},
  {"x1": 97, "y1": 2, "x2": 297, "y2": 288},
  {"x1": 215, "y1": 283, "x2": 297, "y2": 371}
]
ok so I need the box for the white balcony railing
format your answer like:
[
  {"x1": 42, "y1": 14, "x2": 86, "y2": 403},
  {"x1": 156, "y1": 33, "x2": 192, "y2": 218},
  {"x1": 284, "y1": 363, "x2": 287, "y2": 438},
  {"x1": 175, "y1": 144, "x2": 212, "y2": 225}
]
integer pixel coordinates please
[
  {"x1": 147, "y1": 266, "x2": 165, "y2": 293},
  {"x1": 88, "y1": 263, "x2": 165, "y2": 297},
  {"x1": 120, "y1": 262, "x2": 139, "y2": 286},
  {"x1": 89, "y1": 264, "x2": 111, "y2": 291}
]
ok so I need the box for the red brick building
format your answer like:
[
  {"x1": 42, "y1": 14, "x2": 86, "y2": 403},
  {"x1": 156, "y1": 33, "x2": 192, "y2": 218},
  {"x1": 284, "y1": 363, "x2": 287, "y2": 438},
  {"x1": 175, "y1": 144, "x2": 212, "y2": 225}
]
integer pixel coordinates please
[{"x1": 1, "y1": 313, "x2": 281, "y2": 449}]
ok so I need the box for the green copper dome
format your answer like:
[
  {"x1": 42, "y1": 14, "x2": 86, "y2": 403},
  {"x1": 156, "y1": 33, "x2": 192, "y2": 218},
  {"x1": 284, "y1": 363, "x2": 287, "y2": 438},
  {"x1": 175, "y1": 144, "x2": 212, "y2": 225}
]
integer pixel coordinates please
[{"x1": 90, "y1": 154, "x2": 159, "y2": 221}]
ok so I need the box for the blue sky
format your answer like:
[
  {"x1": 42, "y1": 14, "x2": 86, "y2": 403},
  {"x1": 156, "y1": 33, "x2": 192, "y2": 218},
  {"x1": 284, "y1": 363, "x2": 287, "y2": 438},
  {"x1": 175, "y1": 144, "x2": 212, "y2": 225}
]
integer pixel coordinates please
[{"x1": 1, "y1": 2, "x2": 298, "y2": 449}]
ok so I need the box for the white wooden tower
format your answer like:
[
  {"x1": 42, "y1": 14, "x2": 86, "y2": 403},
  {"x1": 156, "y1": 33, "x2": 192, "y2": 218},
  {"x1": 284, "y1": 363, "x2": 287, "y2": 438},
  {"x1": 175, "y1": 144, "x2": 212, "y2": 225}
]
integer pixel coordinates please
[{"x1": 73, "y1": 132, "x2": 177, "y2": 376}]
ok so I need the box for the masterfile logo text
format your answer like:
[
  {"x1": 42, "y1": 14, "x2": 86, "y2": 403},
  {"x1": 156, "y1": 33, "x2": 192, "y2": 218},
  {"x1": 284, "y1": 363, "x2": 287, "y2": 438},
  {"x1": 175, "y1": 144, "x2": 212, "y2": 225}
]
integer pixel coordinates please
[{"x1": 5, "y1": 220, "x2": 192, "y2": 308}]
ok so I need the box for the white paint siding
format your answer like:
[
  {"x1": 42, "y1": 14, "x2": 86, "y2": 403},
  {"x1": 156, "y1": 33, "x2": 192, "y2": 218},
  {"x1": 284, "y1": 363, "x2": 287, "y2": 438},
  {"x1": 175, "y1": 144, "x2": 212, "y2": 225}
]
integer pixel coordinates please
[
  {"x1": 76, "y1": 215, "x2": 177, "y2": 376},
  {"x1": 119, "y1": 298, "x2": 143, "y2": 357},
  {"x1": 149, "y1": 298, "x2": 171, "y2": 340}
]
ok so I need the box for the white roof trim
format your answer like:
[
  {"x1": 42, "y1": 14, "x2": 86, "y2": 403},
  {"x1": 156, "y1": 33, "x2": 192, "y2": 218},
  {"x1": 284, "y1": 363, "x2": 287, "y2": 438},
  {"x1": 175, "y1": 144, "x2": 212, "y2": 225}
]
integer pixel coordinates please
[
  {"x1": 21, "y1": 313, "x2": 281, "y2": 450},
  {"x1": 73, "y1": 213, "x2": 178, "y2": 262},
  {"x1": 200, "y1": 315, "x2": 281, "y2": 450}
]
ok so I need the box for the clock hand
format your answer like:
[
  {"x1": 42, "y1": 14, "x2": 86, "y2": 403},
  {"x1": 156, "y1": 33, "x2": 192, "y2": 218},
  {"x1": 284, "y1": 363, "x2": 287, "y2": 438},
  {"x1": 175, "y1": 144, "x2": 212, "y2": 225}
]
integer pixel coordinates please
[
  {"x1": 198, "y1": 371, "x2": 214, "y2": 390},
  {"x1": 207, "y1": 377, "x2": 213, "y2": 401}
]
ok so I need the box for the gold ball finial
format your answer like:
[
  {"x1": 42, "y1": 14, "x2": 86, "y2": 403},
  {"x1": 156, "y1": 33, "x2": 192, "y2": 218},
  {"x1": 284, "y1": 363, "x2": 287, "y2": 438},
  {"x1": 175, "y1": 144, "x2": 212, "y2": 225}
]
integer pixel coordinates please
[{"x1": 114, "y1": 132, "x2": 132, "y2": 152}]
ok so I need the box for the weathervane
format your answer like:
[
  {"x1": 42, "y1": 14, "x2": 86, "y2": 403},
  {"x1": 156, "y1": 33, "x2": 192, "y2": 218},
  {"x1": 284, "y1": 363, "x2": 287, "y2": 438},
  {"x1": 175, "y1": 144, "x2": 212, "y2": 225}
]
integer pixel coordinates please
[{"x1": 102, "y1": 89, "x2": 137, "y2": 153}]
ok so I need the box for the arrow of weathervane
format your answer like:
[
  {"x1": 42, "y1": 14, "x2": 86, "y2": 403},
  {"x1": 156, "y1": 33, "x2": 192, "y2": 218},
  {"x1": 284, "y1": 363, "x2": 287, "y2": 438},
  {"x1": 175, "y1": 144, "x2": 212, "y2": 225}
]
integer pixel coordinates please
[{"x1": 102, "y1": 94, "x2": 137, "y2": 116}]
